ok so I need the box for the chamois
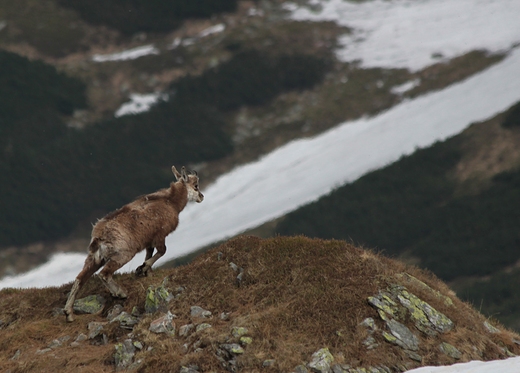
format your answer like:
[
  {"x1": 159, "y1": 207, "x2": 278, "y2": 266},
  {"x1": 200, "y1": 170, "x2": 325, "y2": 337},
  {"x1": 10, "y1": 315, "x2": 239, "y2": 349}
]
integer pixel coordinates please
[{"x1": 64, "y1": 166, "x2": 203, "y2": 322}]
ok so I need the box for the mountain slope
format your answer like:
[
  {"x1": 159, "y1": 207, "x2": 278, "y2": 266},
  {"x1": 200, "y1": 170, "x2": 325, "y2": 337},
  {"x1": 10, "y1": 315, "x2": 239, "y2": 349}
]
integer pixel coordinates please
[{"x1": 1, "y1": 236, "x2": 519, "y2": 372}]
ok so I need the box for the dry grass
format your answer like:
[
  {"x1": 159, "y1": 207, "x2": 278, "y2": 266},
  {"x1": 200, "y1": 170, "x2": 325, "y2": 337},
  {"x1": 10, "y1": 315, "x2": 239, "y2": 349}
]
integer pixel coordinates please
[{"x1": 1, "y1": 236, "x2": 519, "y2": 372}]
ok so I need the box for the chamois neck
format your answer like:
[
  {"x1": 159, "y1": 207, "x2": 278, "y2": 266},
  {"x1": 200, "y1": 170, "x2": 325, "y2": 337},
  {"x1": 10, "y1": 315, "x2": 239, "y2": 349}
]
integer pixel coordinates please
[{"x1": 169, "y1": 181, "x2": 188, "y2": 211}]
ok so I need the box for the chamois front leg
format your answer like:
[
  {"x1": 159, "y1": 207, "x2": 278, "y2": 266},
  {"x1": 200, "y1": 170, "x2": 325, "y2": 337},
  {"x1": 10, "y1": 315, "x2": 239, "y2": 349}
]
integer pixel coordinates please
[
  {"x1": 135, "y1": 243, "x2": 166, "y2": 277},
  {"x1": 135, "y1": 247, "x2": 154, "y2": 277}
]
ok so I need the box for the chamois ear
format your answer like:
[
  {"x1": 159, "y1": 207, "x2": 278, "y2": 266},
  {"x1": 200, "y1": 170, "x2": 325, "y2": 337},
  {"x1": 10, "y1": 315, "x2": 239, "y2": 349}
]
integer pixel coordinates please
[
  {"x1": 181, "y1": 166, "x2": 189, "y2": 182},
  {"x1": 172, "y1": 166, "x2": 182, "y2": 181}
]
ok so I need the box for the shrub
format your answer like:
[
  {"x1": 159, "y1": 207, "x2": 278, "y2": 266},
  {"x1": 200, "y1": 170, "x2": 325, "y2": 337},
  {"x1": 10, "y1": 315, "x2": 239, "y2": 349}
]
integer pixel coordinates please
[
  {"x1": 57, "y1": 0, "x2": 237, "y2": 35},
  {"x1": 502, "y1": 101, "x2": 520, "y2": 128},
  {"x1": 172, "y1": 50, "x2": 330, "y2": 110}
]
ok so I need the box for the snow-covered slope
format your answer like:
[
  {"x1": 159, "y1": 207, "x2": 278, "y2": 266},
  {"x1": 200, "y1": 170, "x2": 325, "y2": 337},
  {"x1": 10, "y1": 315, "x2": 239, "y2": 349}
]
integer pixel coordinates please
[
  {"x1": 2, "y1": 0, "x2": 520, "y2": 292},
  {"x1": 286, "y1": 0, "x2": 520, "y2": 71},
  {"x1": 406, "y1": 356, "x2": 520, "y2": 373}
]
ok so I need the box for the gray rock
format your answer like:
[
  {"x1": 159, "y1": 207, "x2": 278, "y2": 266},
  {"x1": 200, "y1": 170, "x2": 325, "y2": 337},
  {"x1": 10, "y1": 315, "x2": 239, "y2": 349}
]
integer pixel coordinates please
[
  {"x1": 110, "y1": 311, "x2": 140, "y2": 330},
  {"x1": 362, "y1": 336, "x2": 379, "y2": 350},
  {"x1": 149, "y1": 311, "x2": 176, "y2": 336},
  {"x1": 48, "y1": 335, "x2": 70, "y2": 349},
  {"x1": 191, "y1": 305, "x2": 212, "y2": 318},
  {"x1": 220, "y1": 343, "x2": 245, "y2": 355},
  {"x1": 308, "y1": 348, "x2": 334, "y2": 373},
  {"x1": 52, "y1": 307, "x2": 64, "y2": 317},
  {"x1": 439, "y1": 342, "x2": 462, "y2": 359},
  {"x1": 331, "y1": 364, "x2": 350, "y2": 373},
  {"x1": 88, "y1": 321, "x2": 107, "y2": 339},
  {"x1": 484, "y1": 321, "x2": 500, "y2": 334},
  {"x1": 295, "y1": 365, "x2": 309, "y2": 373},
  {"x1": 263, "y1": 359, "x2": 275, "y2": 367},
  {"x1": 360, "y1": 317, "x2": 377, "y2": 331},
  {"x1": 180, "y1": 365, "x2": 200, "y2": 373},
  {"x1": 405, "y1": 350, "x2": 423, "y2": 362},
  {"x1": 229, "y1": 262, "x2": 239, "y2": 272},
  {"x1": 114, "y1": 339, "x2": 136, "y2": 371},
  {"x1": 107, "y1": 304, "x2": 124, "y2": 321},
  {"x1": 11, "y1": 349, "x2": 21, "y2": 360},
  {"x1": 383, "y1": 319, "x2": 419, "y2": 351},
  {"x1": 179, "y1": 323, "x2": 195, "y2": 337},
  {"x1": 220, "y1": 312, "x2": 231, "y2": 321},
  {"x1": 73, "y1": 294, "x2": 105, "y2": 315},
  {"x1": 74, "y1": 333, "x2": 88, "y2": 343},
  {"x1": 36, "y1": 348, "x2": 52, "y2": 355}
]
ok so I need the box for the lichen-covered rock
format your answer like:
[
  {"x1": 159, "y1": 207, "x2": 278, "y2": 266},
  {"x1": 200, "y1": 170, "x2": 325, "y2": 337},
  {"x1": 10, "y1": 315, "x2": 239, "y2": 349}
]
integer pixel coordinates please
[
  {"x1": 395, "y1": 273, "x2": 453, "y2": 306},
  {"x1": 149, "y1": 311, "x2": 176, "y2": 336},
  {"x1": 114, "y1": 339, "x2": 136, "y2": 371},
  {"x1": 367, "y1": 293, "x2": 402, "y2": 321},
  {"x1": 369, "y1": 285, "x2": 453, "y2": 337},
  {"x1": 308, "y1": 347, "x2": 334, "y2": 373},
  {"x1": 439, "y1": 342, "x2": 461, "y2": 359},
  {"x1": 360, "y1": 317, "x2": 377, "y2": 331},
  {"x1": 240, "y1": 336, "x2": 253, "y2": 345},
  {"x1": 221, "y1": 343, "x2": 244, "y2": 355},
  {"x1": 145, "y1": 283, "x2": 173, "y2": 314},
  {"x1": 383, "y1": 319, "x2": 419, "y2": 351},
  {"x1": 195, "y1": 323, "x2": 212, "y2": 332},
  {"x1": 263, "y1": 359, "x2": 275, "y2": 367},
  {"x1": 231, "y1": 326, "x2": 248, "y2": 338},
  {"x1": 73, "y1": 294, "x2": 105, "y2": 315},
  {"x1": 395, "y1": 287, "x2": 453, "y2": 335}
]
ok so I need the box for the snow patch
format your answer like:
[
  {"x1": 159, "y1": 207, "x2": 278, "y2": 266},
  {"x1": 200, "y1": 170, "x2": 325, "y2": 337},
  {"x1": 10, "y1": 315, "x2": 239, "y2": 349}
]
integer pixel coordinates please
[
  {"x1": 115, "y1": 92, "x2": 168, "y2": 118},
  {"x1": 92, "y1": 44, "x2": 159, "y2": 62},
  {"x1": 391, "y1": 79, "x2": 421, "y2": 95}
]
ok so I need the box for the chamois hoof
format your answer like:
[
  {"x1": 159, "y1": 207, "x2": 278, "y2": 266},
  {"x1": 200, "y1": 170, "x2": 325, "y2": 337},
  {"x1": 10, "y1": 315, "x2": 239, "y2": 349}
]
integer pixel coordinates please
[
  {"x1": 135, "y1": 264, "x2": 150, "y2": 277},
  {"x1": 114, "y1": 291, "x2": 128, "y2": 299},
  {"x1": 65, "y1": 311, "x2": 75, "y2": 323}
]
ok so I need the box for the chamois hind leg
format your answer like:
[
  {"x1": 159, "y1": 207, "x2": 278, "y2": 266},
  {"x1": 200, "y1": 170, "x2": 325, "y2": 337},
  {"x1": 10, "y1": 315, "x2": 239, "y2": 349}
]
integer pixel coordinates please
[
  {"x1": 135, "y1": 244, "x2": 166, "y2": 277},
  {"x1": 64, "y1": 254, "x2": 104, "y2": 322},
  {"x1": 135, "y1": 247, "x2": 154, "y2": 277},
  {"x1": 98, "y1": 259, "x2": 128, "y2": 299}
]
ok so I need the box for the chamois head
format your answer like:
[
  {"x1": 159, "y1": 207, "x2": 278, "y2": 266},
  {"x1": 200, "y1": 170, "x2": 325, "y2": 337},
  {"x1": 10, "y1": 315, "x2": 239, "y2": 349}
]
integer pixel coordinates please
[{"x1": 172, "y1": 166, "x2": 204, "y2": 203}]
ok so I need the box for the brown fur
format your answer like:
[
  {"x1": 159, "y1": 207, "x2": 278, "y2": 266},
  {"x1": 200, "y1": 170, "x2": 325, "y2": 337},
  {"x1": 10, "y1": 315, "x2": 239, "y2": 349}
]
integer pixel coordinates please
[{"x1": 63, "y1": 166, "x2": 203, "y2": 322}]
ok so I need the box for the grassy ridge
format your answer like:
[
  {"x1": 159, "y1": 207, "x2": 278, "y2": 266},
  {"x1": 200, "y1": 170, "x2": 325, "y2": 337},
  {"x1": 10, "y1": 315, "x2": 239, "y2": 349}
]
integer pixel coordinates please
[
  {"x1": 275, "y1": 107, "x2": 520, "y2": 328},
  {"x1": 1, "y1": 236, "x2": 518, "y2": 372}
]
